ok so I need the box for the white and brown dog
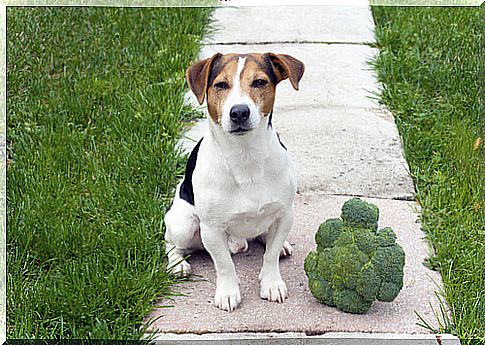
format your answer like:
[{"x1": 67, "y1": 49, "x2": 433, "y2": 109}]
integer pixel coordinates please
[{"x1": 164, "y1": 52, "x2": 304, "y2": 312}]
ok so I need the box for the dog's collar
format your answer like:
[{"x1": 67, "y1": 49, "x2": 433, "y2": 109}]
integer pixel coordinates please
[{"x1": 266, "y1": 110, "x2": 287, "y2": 151}]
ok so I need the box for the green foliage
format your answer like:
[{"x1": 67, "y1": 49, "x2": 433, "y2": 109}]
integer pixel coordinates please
[
  {"x1": 304, "y1": 198, "x2": 405, "y2": 314},
  {"x1": 7, "y1": 7, "x2": 211, "y2": 339},
  {"x1": 371, "y1": 6, "x2": 483, "y2": 342}
]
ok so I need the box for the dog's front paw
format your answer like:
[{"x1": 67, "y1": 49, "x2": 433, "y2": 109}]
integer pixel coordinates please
[
  {"x1": 169, "y1": 260, "x2": 191, "y2": 276},
  {"x1": 214, "y1": 283, "x2": 241, "y2": 312},
  {"x1": 260, "y1": 276, "x2": 288, "y2": 303}
]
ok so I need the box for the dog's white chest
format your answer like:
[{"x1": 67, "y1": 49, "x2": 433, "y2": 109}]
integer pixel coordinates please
[
  {"x1": 223, "y1": 187, "x2": 287, "y2": 238},
  {"x1": 192, "y1": 123, "x2": 296, "y2": 238},
  {"x1": 195, "y1": 173, "x2": 295, "y2": 238},
  {"x1": 194, "y1": 153, "x2": 295, "y2": 234}
]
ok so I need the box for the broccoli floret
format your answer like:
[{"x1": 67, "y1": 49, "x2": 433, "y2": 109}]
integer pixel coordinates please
[
  {"x1": 331, "y1": 243, "x2": 369, "y2": 290},
  {"x1": 341, "y1": 198, "x2": 379, "y2": 230},
  {"x1": 354, "y1": 228, "x2": 379, "y2": 255},
  {"x1": 355, "y1": 266, "x2": 381, "y2": 302},
  {"x1": 308, "y1": 275, "x2": 335, "y2": 306},
  {"x1": 373, "y1": 246, "x2": 405, "y2": 282},
  {"x1": 377, "y1": 227, "x2": 397, "y2": 247},
  {"x1": 333, "y1": 288, "x2": 373, "y2": 314},
  {"x1": 305, "y1": 251, "x2": 335, "y2": 305},
  {"x1": 304, "y1": 198, "x2": 405, "y2": 314},
  {"x1": 378, "y1": 281, "x2": 403, "y2": 302},
  {"x1": 373, "y1": 245, "x2": 405, "y2": 302},
  {"x1": 304, "y1": 251, "x2": 319, "y2": 277},
  {"x1": 315, "y1": 218, "x2": 343, "y2": 250}
]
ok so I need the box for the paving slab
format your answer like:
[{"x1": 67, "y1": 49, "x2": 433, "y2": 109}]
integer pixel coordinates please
[
  {"x1": 178, "y1": 106, "x2": 415, "y2": 199},
  {"x1": 188, "y1": 43, "x2": 381, "y2": 111},
  {"x1": 204, "y1": 6, "x2": 375, "y2": 45},
  {"x1": 146, "y1": 194, "x2": 443, "y2": 335},
  {"x1": 273, "y1": 107, "x2": 415, "y2": 198}
]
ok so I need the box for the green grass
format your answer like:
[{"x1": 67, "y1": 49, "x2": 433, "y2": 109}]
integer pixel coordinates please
[
  {"x1": 7, "y1": 7, "x2": 211, "y2": 339},
  {"x1": 371, "y1": 6, "x2": 484, "y2": 343}
]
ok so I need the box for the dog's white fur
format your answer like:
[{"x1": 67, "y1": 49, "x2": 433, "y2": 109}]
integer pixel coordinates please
[{"x1": 164, "y1": 56, "x2": 297, "y2": 312}]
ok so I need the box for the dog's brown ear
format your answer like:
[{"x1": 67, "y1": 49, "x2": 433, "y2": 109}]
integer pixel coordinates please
[
  {"x1": 265, "y1": 53, "x2": 305, "y2": 90},
  {"x1": 186, "y1": 53, "x2": 222, "y2": 105}
]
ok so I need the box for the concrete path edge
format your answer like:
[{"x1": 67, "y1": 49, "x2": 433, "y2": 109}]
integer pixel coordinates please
[{"x1": 150, "y1": 332, "x2": 461, "y2": 345}]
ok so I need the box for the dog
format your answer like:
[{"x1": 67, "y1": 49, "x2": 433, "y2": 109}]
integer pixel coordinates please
[{"x1": 164, "y1": 52, "x2": 304, "y2": 312}]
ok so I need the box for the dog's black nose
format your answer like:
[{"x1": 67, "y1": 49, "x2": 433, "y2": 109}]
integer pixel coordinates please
[{"x1": 229, "y1": 104, "x2": 250, "y2": 125}]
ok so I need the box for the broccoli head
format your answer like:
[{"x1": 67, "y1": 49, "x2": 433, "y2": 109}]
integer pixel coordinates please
[{"x1": 305, "y1": 198, "x2": 405, "y2": 314}]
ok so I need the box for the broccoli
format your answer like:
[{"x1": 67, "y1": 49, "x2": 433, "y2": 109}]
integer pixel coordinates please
[{"x1": 304, "y1": 198, "x2": 405, "y2": 314}]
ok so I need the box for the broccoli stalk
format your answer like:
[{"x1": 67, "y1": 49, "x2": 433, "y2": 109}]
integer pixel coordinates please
[{"x1": 304, "y1": 198, "x2": 405, "y2": 314}]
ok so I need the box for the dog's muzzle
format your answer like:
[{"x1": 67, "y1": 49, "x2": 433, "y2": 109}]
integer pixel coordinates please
[{"x1": 229, "y1": 104, "x2": 251, "y2": 135}]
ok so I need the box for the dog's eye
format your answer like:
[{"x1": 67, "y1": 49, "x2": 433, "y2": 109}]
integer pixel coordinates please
[
  {"x1": 251, "y1": 79, "x2": 268, "y2": 88},
  {"x1": 214, "y1": 81, "x2": 229, "y2": 90}
]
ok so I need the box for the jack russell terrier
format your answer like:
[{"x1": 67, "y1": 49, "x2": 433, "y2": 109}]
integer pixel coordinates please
[{"x1": 164, "y1": 52, "x2": 304, "y2": 312}]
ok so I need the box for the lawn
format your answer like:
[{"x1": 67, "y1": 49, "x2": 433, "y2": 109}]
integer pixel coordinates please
[
  {"x1": 6, "y1": 7, "x2": 211, "y2": 339},
  {"x1": 371, "y1": 6, "x2": 483, "y2": 343}
]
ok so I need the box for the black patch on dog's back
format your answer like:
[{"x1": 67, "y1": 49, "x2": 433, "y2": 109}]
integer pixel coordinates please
[{"x1": 179, "y1": 138, "x2": 203, "y2": 205}]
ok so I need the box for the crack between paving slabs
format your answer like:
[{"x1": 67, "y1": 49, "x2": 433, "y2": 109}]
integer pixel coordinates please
[
  {"x1": 297, "y1": 191, "x2": 416, "y2": 202},
  {"x1": 203, "y1": 40, "x2": 376, "y2": 47},
  {"x1": 274, "y1": 104, "x2": 383, "y2": 112}
]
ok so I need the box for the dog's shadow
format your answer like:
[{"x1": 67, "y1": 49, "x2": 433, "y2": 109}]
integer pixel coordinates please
[
  {"x1": 178, "y1": 239, "x2": 297, "y2": 306},
  {"x1": 188, "y1": 239, "x2": 266, "y2": 277}
]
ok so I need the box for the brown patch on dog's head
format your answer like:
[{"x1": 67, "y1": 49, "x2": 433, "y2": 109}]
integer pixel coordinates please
[{"x1": 186, "y1": 53, "x2": 223, "y2": 105}]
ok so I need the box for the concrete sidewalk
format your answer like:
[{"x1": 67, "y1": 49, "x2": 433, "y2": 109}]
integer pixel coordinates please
[{"x1": 146, "y1": 4, "x2": 453, "y2": 343}]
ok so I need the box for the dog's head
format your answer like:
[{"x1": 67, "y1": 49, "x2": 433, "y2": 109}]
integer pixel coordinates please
[{"x1": 186, "y1": 52, "x2": 305, "y2": 135}]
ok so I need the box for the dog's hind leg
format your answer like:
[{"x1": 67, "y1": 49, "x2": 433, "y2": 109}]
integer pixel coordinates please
[
  {"x1": 257, "y1": 233, "x2": 293, "y2": 257},
  {"x1": 164, "y1": 196, "x2": 202, "y2": 275},
  {"x1": 165, "y1": 242, "x2": 192, "y2": 275},
  {"x1": 228, "y1": 235, "x2": 249, "y2": 254}
]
